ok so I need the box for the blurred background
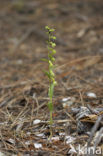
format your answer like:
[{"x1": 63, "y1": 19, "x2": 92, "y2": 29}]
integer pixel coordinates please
[
  {"x1": 0, "y1": 1, "x2": 103, "y2": 155},
  {"x1": 0, "y1": 0, "x2": 103, "y2": 86}
]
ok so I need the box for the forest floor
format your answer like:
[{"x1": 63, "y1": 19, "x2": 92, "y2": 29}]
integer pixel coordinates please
[{"x1": 0, "y1": 0, "x2": 103, "y2": 155}]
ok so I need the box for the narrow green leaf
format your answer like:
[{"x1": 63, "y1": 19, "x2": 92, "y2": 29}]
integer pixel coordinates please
[
  {"x1": 48, "y1": 101, "x2": 53, "y2": 111},
  {"x1": 48, "y1": 83, "x2": 54, "y2": 99},
  {"x1": 41, "y1": 58, "x2": 48, "y2": 62}
]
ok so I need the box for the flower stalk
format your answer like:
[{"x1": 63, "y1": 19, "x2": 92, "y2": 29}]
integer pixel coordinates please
[{"x1": 42, "y1": 26, "x2": 57, "y2": 136}]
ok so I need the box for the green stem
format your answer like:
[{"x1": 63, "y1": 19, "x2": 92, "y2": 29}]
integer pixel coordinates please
[
  {"x1": 50, "y1": 110, "x2": 53, "y2": 125},
  {"x1": 49, "y1": 111, "x2": 53, "y2": 138}
]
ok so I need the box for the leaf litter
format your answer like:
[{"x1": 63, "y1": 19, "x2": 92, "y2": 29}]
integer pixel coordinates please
[{"x1": 0, "y1": 0, "x2": 103, "y2": 155}]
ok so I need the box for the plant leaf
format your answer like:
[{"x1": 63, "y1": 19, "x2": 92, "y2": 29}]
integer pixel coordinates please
[
  {"x1": 48, "y1": 101, "x2": 53, "y2": 111},
  {"x1": 48, "y1": 83, "x2": 54, "y2": 99},
  {"x1": 41, "y1": 58, "x2": 48, "y2": 62}
]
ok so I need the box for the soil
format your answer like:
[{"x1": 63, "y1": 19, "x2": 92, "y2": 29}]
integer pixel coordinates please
[{"x1": 0, "y1": 0, "x2": 103, "y2": 155}]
